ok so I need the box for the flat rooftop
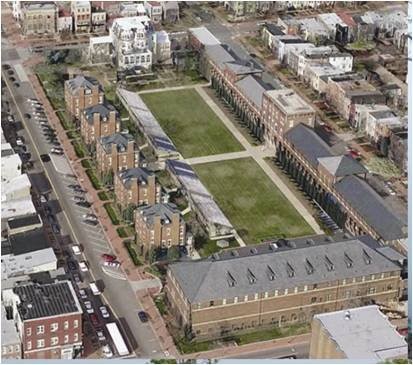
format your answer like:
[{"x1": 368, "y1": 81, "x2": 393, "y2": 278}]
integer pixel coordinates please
[
  {"x1": 265, "y1": 88, "x2": 315, "y2": 115},
  {"x1": 314, "y1": 305, "x2": 407, "y2": 360},
  {"x1": 189, "y1": 26, "x2": 221, "y2": 46}
]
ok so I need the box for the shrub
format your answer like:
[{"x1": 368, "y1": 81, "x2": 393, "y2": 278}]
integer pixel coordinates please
[
  {"x1": 124, "y1": 241, "x2": 142, "y2": 266},
  {"x1": 104, "y1": 203, "x2": 120, "y2": 225},
  {"x1": 86, "y1": 169, "x2": 103, "y2": 190}
]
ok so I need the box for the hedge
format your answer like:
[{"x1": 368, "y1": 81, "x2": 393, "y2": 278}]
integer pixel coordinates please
[
  {"x1": 86, "y1": 169, "x2": 103, "y2": 190},
  {"x1": 104, "y1": 203, "x2": 120, "y2": 225},
  {"x1": 124, "y1": 241, "x2": 142, "y2": 266}
]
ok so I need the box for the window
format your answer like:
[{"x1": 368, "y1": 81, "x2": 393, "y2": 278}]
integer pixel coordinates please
[
  {"x1": 2, "y1": 347, "x2": 7, "y2": 355},
  {"x1": 294, "y1": 287, "x2": 298, "y2": 294},
  {"x1": 284, "y1": 288, "x2": 288, "y2": 295},
  {"x1": 368, "y1": 287, "x2": 376, "y2": 294},
  {"x1": 51, "y1": 323, "x2": 58, "y2": 332},
  {"x1": 26, "y1": 327, "x2": 31, "y2": 336},
  {"x1": 74, "y1": 333, "x2": 79, "y2": 342},
  {"x1": 209, "y1": 300, "x2": 214, "y2": 307},
  {"x1": 74, "y1": 320, "x2": 79, "y2": 329},
  {"x1": 26, "y1": 341, "x2": 32, "y2": 351},
  {"x1": 64, "y1": 335, "x2": 69, "y2": 344},
  {"x1": 387, "y1": 284, "x2": 393, "y2": 291},
  {"x1": 244, "y1": 295, "x2": 248, "y2": 302},
  {"x1": 274, "y1": 290, "x2": 278, "y2": 296},
  {"x1": 37, "y1": 339, "x2": 45, "y2": 349},
  {"x1": 304, "y1": 285, "x2": 308, "y2": 292},
  {"x1": 311, "y1": 297, "x2": 317, "y2": 304},
  {"x1": 254, "y1": 293, "x2": 258, "y2": 300},
  {"x1": 51, "y1": 337, "x2": 58, "y2": 346},
  {"x1": 37, "y1": 325, "x2": 44, "y2": 335},
  {"x1": 222, "y1": 298, "x2": 226, "y2": 305},
  {"x1": 64, "y1": 321, "x2": 69, "y2": 330},
  {"x1": 234, "y1": 296, "x2": 238, "y2": 304},
  {"x1": 345, "y1": 290, "x2": 351, "y2": 299},
  {"x1": 264, "y1": 291, "x2": 268, "y2": 298}
]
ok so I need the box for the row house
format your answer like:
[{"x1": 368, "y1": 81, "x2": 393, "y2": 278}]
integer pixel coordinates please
[
  {"x1": 120, "y1": 3, "x2": 147, "y2": 17},
  {"x1": 91, "y1": 7, "x2": 107, "y2": 33},
  {"x1": 364, "y1": 109, "x2": 403, "y2": 145},
  {"x1": 261, "y1": 23, "x2": 285, "y2": 50},
  {"x1": 57, "y1": 8, "x2": 73, "y2": 33},
  {"x1": 2, "y1": 280, "x2": 83, "y2": 359},
  {"x1": 274, "y1": 36, "x2": 313, "y2": 64},
  {"x1": 325, "y1": 74, "x2": 386, "y2": 124},
  {"x1": 352, "y1": 103, "x2": 392, "y2": 132},
  {"x1": 71, "y1": 1, "x2": 91, "y2": 33},
  {"x1": 114, "y1": 167, "x2": 160, "y2": 212},
  {"x1": 110, "y1": 16, "x2": 153, "y2": 70},
  {"x1": 144, "y1": 1, "x2": 162, "y2": 24},
  {"x1": 303, "y1": 64, "x2": 345, "y2": 95},
  {"x1": 275, "y1": 123, "x2": 406, "y2": 246},
  {"x1": 161, "y1": 1, "x2": 179, "y2": 23},
  {"x1": 21, "y1": 2, "x2": 57, "y2": 36},
  {"x1": 96, "y1": 132, "x2": 139, "y2": 178},
  {"x1": 135, "y1": 203, "x2": 185, "y2": 255},
  {"x1": 388, "y1": 127, "x2": 408, "y2": 176},
  {"x1": 261, "y1": 88, "x2": 316, "y2": 147},
  {"x1": 166, "y1": 234, "x2": 404, "y2": 341},
  {"x1": 1, "y1": 304, "x2": 21, "y2": 360},
  {"x1": 80, "y1": 103, "x2": 119, "y2": 146},
  {"x1": 64, "y1": 75, "x2": 104, "y2": 124}
]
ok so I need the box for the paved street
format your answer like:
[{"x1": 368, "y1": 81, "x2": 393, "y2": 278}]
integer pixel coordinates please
[{"x1": 1, "y1": 32, "x2": 173, "y2": 358}]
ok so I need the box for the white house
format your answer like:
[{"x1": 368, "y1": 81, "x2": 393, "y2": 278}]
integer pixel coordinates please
[
  {"x1": 153, "y1": 30, "x2": 171, "y2": 64},
  {"x1": 144, "y1": 1, "x2": 162, "y2": 24},
  {"x1": 110, "y1": 16, "x2": 153, "y2": 70},
  {"x1": 1, "y1": 144, "x2": 22, "y2": 183}
]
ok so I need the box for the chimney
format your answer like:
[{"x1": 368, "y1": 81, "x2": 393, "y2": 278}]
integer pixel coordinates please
[{"x1": 344, "y1": 310, "x2": 351, "y2": 320}]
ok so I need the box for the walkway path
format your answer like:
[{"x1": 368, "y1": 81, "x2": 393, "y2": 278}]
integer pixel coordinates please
[
  {"x1": 195, "y1": 86, "x2": 323, "y2": 235},
  {"x1": 137, "y1": 82, "x2": 209, "y2": 95}
]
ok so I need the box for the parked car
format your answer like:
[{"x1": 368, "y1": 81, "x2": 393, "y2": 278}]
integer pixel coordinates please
[
  {"x1": 138, "y1": 311, "x2": 149, "y2": 323},
  {"x1": 89, "y1": 313, "x2": 100, "y2": 327},
  {"x1": 16, "y1": 136, "x2": 25, "y2": 146},
  {"x1": 83, "y1": 213, "x2": 97, "y2": 221},
  {"x1": 84, "y1": 219, "x2": 98, "y2": 226},
  {"x1": 102, "y1": 345, "x2": 113, "y2": 358},
  {"x1": 79, "y1": 261, "x2": 88, "y2": 272},
  {"x1": 103, "y1": 260, "x2": 121, "y2": 269},
  {"x1": 84, "y1": 301, "x2": 94, "y2": 314},
  {"x1": 67, "y1": 261, "x2": 77, "y2": 271},
  {"x1": 76, "y1": 201, "x2": 92, "y2": 208},
  {"x1": 73, "y1": 272, "x2": 82, "y2": 284},
  {"x1": 40, "y1": 154, "x2": 50, "y2": 162},
  {"x1": 72, "y1": 196, "x2": 86, "y2": 203},
  {"x1": 50, "y1": 148, "x2": 63, "y2": 155},
  {"x1": 101, "y1": 254, "x2": 117, "y2": 262},
  {"x1": 99, "y1": 306, "x2": 110, "y2": 319},
  {"x1": 96, "y1": 330, "x2": 106, "y2": 342},
  {"x1": 71, "y1": 244, "x2": 81, "y2": 255},
  {"x1": 40, "y1": 195, "x2": 47, "y2": 203},
  {"x1": 73, "y1": 187, "x2": 87, "y2": 194},
  {"x1": 78, "y1": 289, "x2": 88, "y2": 300}
]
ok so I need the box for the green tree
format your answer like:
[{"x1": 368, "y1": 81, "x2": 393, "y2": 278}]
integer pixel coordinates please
[{"x1": 167, "y1": 246, "x2": 180, "y2": 262}]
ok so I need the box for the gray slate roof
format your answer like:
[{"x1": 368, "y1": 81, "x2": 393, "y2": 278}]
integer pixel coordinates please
[
  {"x1": 138, "y1": 203, "x2": 180, "y2": 226},
  {"x1": 66, "y1": 75, "x2": 102, "y2": 94},
  {"x1": 169, "y1": 237, "x2": 400, "y2": 303},
  {"x1": 84, "y1": 102, "x2": 117, "y2": 123},
  {"x1": 225, "y1": 61, "x2": 262, "y2": 76},
  {"x1": 14, "y1": 281, "x2": 81, "y2": 320},
  {"x1": 317, "y1": 155, "x2": 367, "y2": 177},
  {"x1": 100, "y1": 132, "x2": 134, "y2": 153},
  {"x1": 204, "y1": 44, "x2": 235, "y2": 68},
  {"x1": 284, "y1": 124, "x2": 334, "y2": 167},
  {"x1": 235, "y1": 75, "x2": 272, "y2": 108},
  {"x1": 335, "y1": 176, "x2": 406, "y2": 241},
  {"x1": 118, "y1": 167, "x2": 152, "y2": 189}
]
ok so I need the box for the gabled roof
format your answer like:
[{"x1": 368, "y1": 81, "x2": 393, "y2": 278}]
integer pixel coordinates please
[
  {"x1": 99, "y1": 132, "x2": 134, "y2": 153},
  {"x1": 118, "y1": 167, "x2": 152, "y2": 189},
  {"x1": 335, "y1": 176, "x2": 406, "y2": 241},
  {"x1": 204, "y1": 44, "x2": 235, "y2": 68},
  {"x1": 317, "y1": 155, "x2": 367, "y2": 177},
  {"x1": 169, "y1": 237, "x2": 400, "y2": 303},
  {"x1": 224, "y1": 61, "x2": 262, "y2": 76},
  {"x1": 284, "y1": 124, "x2": 333, "y2": 167},
  {"x1": 137, "y1": 203, "x2": 180, "y2": 226},
  {"x1": 235, "y1": 75, "x2": 273, "y2": 108}
]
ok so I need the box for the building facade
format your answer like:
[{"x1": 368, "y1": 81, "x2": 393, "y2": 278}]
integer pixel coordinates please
[
  {"x1": 145, "y1": 1, "x2": 162, "y2": 23},
  {"x1": 71, "y1": 1, "x2": 91, "y2": 33},
  {"x1": 96, "y1": 133, "x2": 139, "y2": 178},
  {"x1": 64, "y1": 75, "x2": 104, "y2": 123},
  {"x1": 161, "y1": 1, "x2": 179, "y2": 23},
  {"x1": 135, "y1": 203, "x2": 185, "y2": 254},
  {"x1": 21, "y1": 2, "x2": 57, "y2": 36},
  {"x1": 2, "y1": 280, "x2": 83, "y2": 359},
  {"x1": 115, "y1": 168, "x2": 160, "y2": 211},
  {"x1": 166, "y1": 235, "x2": 403, "y2": 341},
  {"x1": 91, "y1": 8, "x2": 106, "y2": 33}
]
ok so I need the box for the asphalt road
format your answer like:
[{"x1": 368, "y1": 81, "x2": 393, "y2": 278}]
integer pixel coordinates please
[
  {"x1": 231, "y1": 342, "x2": 309, "y2": 360},
  {"x1": 1, "y1": 45, "x2": 164, "y2": 359}
]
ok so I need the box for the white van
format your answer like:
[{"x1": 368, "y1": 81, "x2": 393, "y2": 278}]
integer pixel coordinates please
[{"x1": 89, "y1": 282, "x2": 101, "y2": 296}]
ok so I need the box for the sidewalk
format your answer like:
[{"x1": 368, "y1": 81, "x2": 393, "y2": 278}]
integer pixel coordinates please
[
  {"x1": 27, "y1": 73, "x2": 178, "y2": 358},
  {"x1": 181, "y1": 333, "x2": 310, "y2": 360}
]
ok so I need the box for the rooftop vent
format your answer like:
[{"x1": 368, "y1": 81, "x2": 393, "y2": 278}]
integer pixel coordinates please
[
  {"x1": 362, "y1": 249, "x2": 372, "y2": 265},
  {"x1": 344, "y1": 252, "x2": 353, "y2": 268},
  {"x1": 227, "y1": 271, "x2": 236, "y2": 287},
  {"x1": 247, "y1": 268, "x2": 257, "y2": 284},
  {"x1": 305, "y1": 258, "x2": 314, "y2": 275},
  {"x1": 324, "y1": 255, "x2": 335, "y2": 271},
  {"x1": 344, "y1": 310, "x2": 351, "y2": 320},
  {"x1": 250, "y1": 248, "x2": 258, "y2": 255},
  {"x1": 286, "y1": 261, "x2": 295, "y2": 278},
  {"x1": 267, "y1": 265, "x2": 276, "y2": 281}
]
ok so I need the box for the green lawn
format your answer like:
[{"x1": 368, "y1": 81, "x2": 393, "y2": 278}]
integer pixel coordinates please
[
  {"x1": 140, "y1": 89, "x2": 244, "y2": 158},
  {"x1": 193, "y1": 158, "x2": 314, "y2": 244}
]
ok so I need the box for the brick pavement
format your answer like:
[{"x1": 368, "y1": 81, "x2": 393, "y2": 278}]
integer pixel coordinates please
[{"x1": 27, "y1": 73, "x2": 179, "y2": 358}]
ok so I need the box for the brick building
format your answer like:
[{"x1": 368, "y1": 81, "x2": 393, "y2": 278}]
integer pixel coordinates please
[
  {"x1": 166, "y1": 234, "x2": 404, "y2": 341},
  {"x1": 91, "y1": 7, "x2": 106, "y2": 33},
  {"x1": 135, "y1": 203, "x2": 185, "y2": 254},
  {"x1": 80, "y1": 103, "x2": 119, "y2": 146},
  {"x1": 2, "y1": 280, "x2": 83, "y2": 359},
  {"x1": 96, "y1": 133, "x2": 139, "y2": 178},
  {"x1": 21, "y1": 2, "x2": 57, "y2": 35},
  {"x1": 261, "y1": 88, "x2": 316, "y2": 147},
  {"x1": 114, "y1": 167, "x2": 160, "y2": 211},
  {"x1": 64, "y1": 75, "x2": 104, "y2": 123}
]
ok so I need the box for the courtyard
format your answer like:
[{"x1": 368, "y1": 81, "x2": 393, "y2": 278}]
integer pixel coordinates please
[
  {"x1": 193, "y1": 157, "x2": 314, "y2": 244},
  {"x1": 140, "y1": 88, "x2": 244, "y2": 158}
]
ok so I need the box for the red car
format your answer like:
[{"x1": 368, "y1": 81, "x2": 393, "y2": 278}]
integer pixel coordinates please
[
  {"x1": 89, "y1": 313, "x2": 100, "y2": 327},
  {"x1": 101, "y1": 254, "x2": 117, "y2": 262}
]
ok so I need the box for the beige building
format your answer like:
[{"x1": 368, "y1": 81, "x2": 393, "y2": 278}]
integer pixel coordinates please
[
  {"x1": 310, "y1": 305, "x2": 407, "y2": 360},
  {"x1": 80, "y1": 103, "x2": 119, "y2": 146},
  {"x1": 166, "y1": 235, "x2": 403, "y2": 341},
  {"x1": 96, "y1": 133, "x2": 139, "y2": 177},
  {"x1": 114, "y1": 167, "x2": 160, "y2": 211},
  {"x1": 71, "y1": 1, "x2": 91, "y2": 33},
  {"x1": 135, "y1": 203, "x2": 185, "y2": 254},
  {"x1": 261, "y1": 88, "x2": 316, "y2": 146},
  {"x1": 21, "y1": 2, "x2": 57, "y2": 35},
  {"x1": 64, "y1": 75, "x2": 104, "y2": 123}
]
